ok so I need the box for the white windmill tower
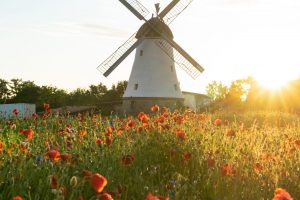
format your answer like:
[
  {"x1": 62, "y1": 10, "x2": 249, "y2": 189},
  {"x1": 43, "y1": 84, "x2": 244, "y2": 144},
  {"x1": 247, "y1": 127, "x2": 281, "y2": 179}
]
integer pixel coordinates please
[{"x1": 97, "y1": 0, "x2": 204, "y2": 113}]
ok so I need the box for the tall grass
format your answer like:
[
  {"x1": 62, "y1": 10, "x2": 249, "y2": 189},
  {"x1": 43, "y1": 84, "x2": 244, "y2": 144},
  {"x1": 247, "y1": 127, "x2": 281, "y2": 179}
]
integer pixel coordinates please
[{"x1": 0, "y1": 109, "x2": 298, "y2": 199}]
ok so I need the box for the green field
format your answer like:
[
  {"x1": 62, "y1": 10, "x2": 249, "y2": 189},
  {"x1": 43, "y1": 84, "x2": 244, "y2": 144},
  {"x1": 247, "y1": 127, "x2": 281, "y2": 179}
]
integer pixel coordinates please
[{"x1": 0, "y1": 107, "x2": 298, "y2": 200}]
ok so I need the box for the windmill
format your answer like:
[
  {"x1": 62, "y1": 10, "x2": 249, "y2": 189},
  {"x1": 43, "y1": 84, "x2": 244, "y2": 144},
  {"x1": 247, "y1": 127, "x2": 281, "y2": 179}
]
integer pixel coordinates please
[{"x1": 97, "y1": 0, "x2": 204, "y2": 113}]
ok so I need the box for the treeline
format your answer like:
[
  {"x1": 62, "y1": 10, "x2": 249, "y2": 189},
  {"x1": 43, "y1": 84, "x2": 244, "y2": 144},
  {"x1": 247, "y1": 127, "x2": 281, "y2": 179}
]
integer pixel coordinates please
[
  {"x1": 206, "y1": 77, "x2": 300, "y2": 112},
  {"x1": 0, "y1": 78, "x2": 127, "y2": 111}
]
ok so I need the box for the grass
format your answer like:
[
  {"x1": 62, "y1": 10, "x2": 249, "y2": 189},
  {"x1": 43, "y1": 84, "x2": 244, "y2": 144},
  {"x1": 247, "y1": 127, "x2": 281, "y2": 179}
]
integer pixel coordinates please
[{"x1": 0, "y1": 108, "x2": 299, "y2": 199}]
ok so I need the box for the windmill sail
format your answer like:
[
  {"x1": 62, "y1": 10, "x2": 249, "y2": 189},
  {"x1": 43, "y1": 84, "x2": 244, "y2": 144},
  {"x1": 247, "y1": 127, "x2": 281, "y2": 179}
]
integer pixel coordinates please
[
  {"x1": 159, "y1": 0, "x2": 194, "y2": 25},
  {"x1": 155, "y1": 39, "x2": 203, "y2": 79},
  {"x1": 119, "y1": 0, "x2": 149, "y2": 20},
  {"x1": 97, "y1": 33, "x2": 143, "y2": 77}
]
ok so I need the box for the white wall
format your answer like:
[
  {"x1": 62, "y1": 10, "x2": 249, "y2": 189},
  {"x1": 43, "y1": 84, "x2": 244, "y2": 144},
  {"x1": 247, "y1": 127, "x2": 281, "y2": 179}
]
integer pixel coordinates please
[{"x1": 0, "y1": 103, "x2": 36, "y2": 119}]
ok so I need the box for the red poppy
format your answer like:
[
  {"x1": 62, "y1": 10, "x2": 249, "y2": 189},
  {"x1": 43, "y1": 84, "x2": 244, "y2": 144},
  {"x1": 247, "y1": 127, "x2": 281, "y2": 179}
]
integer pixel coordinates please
[
  {"x1": 12, "y1": 196, "x2": 23, "y2": 200},
  {"x1": 226, "y1": 129, "x2": 236, "y2": 137},
  {"x1": 50, "y1": 175, "x2": 58, "y2": 188},
  {"x1": 44, "y1": 103, "x2": 50, "y2": 110},
  {"x1": 295, "y1": 139, "x2": 300, "y2": 147},
  {"x1": 32, "y1": 112, "x2": 38, "y2": 119},
  {"x1": 45, "y1": 149, "x2": 61, "y2": 162},
  {"x1": 254, "y1": 163, "x2": 263, "y2": 173},
  {"x1": 146, "y1": 192, "x2": 169, "y2": 200},
  {"x1": 77, "y1": 196, "x2": 84, "y2": 200},
  {"x1": 273, "y1": 188, "x2": 293, "y2": 200},
  {"x1": 99, "y1": 192, "x2": 113, "y2": 200},
  {"x1": 0, "y1": 140, "x2": 4, "y2": 152},
  {"x1": 79, "y1": 130, "x2": 87, "y2": 136},
  {"x1": 207, "y1": 158, "x2": 215, "y2": 167},
  {"x1": 121, "y1": 154, "x2": 136, "y2": 166},
  {"x1": 106, "y1": 137, "x2": 112, "y2": 146},
  {"x1": 182, "y1": 152, "x2": 191, "y2": 161},
  {"x1": 12, "y1": 108, "x2": 19, "y2": 116},
  {"x1": 214, "y1": 119, "x2": 222, "y2": 126},
  {"x1": 82, "y1": 169, "x2": 93, "y2": 178},
  {"x1": 96, "y1": 138, "x2": 103, "y2": 145},
  {"x1": 19, "y1": 128, "x2": 34, "y2": 140},
  {"x1": 220, "y1": 163, "x2": 235, "y2": 176},
  {"x1": 127, "y1": 119, "x2": 135, "y2": 128},
  {"x1": 61, "y1": 153, "x2": 71, "y2": 161},
  {"x1": 155, "y1": 116, "x2": 165, "y2": 123},
  {"x1": 176, "y1": 130, "x2": 186, "y2": 140},
  {"x1": 151, "y1": 105, "x2": 160, "y2": 112},
  {"x1": 91, "y1": 173, "x2": 107, "y2": 193}
]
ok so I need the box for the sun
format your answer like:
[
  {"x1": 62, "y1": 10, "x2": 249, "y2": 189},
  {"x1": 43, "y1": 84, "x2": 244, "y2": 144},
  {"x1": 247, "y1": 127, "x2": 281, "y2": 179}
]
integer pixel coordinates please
[{"x1": 255, "y1": 76, "x2": 290, "y2": 91}]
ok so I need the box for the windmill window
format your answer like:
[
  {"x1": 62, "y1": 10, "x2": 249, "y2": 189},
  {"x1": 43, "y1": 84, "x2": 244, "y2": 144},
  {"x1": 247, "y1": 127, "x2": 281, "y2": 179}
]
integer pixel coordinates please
[
  {"x1": 174, "y1": 84, "x2": 178, "y2": 91},
  {"x1": 140, "y1": 50, "x2": 143, "y2": 56},
  {"x1": 134, "y1": 84, "x2": 138, "y2": 90}
]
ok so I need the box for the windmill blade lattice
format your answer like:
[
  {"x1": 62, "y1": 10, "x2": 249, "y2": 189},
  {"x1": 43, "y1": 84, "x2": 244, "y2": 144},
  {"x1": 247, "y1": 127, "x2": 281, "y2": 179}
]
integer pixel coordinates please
[
  {"x1": 160, "y1": 0, "x2": 194, "y2": 25},
  {"x1": 97, "y1": 33, "x2": 143, "y2": 77},
  {"x1": 119, "y1": 0, "x2": 150, "y2": 20},
  {"x1": 155, "y1": 39, "x2": 203, "y2": 79}
]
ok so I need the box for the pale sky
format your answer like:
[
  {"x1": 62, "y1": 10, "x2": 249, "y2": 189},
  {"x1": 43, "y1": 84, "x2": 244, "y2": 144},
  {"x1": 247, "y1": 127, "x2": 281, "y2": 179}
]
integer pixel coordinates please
[{"x1": 1, "y1": 0, "x2": 300, "y2": 93}]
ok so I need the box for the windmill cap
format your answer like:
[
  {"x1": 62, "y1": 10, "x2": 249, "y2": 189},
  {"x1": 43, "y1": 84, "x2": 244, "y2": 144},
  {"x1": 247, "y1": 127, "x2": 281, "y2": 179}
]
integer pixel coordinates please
[{"x1": 136, "y1": 17, "x2": 174, "y2": 39}]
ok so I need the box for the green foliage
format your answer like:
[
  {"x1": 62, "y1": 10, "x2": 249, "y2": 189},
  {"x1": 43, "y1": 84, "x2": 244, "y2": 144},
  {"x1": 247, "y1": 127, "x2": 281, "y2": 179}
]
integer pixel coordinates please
[{"x1": 0, "y1": 110, "x2": 299, "y2": 199}]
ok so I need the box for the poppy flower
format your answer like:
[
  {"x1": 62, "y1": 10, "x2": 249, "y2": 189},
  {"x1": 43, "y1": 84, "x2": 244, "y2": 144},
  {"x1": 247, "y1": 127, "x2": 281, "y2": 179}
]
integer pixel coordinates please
[
  {"x1": 220, "y1": 163, "x2": 235, "y2": 176},
  {"x1": 12, "y1": 109, "x2": 19, "y2": 115},
  {"x1": 105, "y1": 137, "x2": 112, "y2": 146},
  {"x1": 61, "y1": 153, "x2": 71, "y2": 161},
  {"x1": 176, "y1": 130, "x2": 186, "y2": 140},
  {"x1": 121, "y1": 154, "x2": 135, "y2": 166},
  {"x1": 0, "y1": 141, "x2": 3, "y2": 152},
  {"x1": 214, "y1": 119, "x2": 222, "y2": 126},
  {"x1": 50, "y1": 175, "x2": 58, "y2": 188},
  {"x1": 146, "y1": 192, "x2": 169, "y2": 200},
  {"x1": 272, "y1": 188, "x2": 293, "y2": 200},
  {"x1": 207, "y1": 158, "x2": 215, "y2": 167},
  {"x1": 96, "y1": 138, "x2": 103, "y2": 145},
  {"x1": 91, "y1": 173, "x2": 107, "y2": 193},
  {"x1": 182, "y1": 152, "x2": 191, "y2": 161},
  {"x1": 155, "y1": 116, "x2": 164, "y2": 123},
  {"x1": 32, "y1": 112, "x2": 38, "y2": 119},
  {"x1": 99, "y1": 192, "x2": 113, "y2": 200},
  {"x1": 44, "y1": 103, "x2": 50, "y2": 110},
  {"x1": 45, "y1": 149, "x2": 61, "y2": 162},
  {"x1": 79, "y1": 130, "x2": 87, "y2": 136},
  {"x1": 12, "y1": 196, "x2": 23, "y2": 200},
  {"x1": 254, "y1": 163, "x2": 263, "y2": 173},
  {"x1": 77, "y1": 196, "x2": 84, "y2": 200},
  {"x1": 127, "y1": 119, "x2": 135, "y2": 128},
  {"x1": 19, "y1": 128, "x2": 34, "y2": 140},
  {"x1": 82, "y1": 169, "x2": 93, "y2": 178},
  {"x1": 151, "y1": 105, "x2": 160, "y2": 112},
  {"x1": 226, "y1": 129, "x2": 236, "y2": 137},
  {"x1": 295, "y1": 139, "x2": 300, "y2": 147}
]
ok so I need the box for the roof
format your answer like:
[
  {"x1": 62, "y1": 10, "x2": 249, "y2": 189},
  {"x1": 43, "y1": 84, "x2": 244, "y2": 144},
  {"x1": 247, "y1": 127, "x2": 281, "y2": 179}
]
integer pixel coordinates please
[
  {"x1": 136, "y1": 17, "x2": 174, "y2": 39},
  {"x1": 182, "y1": 91, "x2": 211, "y2": 99}
]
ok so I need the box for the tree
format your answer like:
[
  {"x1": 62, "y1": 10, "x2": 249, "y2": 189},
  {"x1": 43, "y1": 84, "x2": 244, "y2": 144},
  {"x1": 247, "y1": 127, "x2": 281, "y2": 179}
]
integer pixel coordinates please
[
  {"x1": 11, "y1": 81, "x2": 41, "y2": 104},
  {"x1": 206, "y1": 81, "x2": 228, "y2": 101},
  {"x1": 0, "y1": 79, "x2": 10, "y2": 103}
]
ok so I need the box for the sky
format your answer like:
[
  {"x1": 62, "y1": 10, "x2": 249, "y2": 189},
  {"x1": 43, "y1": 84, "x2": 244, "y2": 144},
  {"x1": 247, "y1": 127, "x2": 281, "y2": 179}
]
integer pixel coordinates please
[{"x1": 0, "y1": 0, "x2": 300, "y2": 93}]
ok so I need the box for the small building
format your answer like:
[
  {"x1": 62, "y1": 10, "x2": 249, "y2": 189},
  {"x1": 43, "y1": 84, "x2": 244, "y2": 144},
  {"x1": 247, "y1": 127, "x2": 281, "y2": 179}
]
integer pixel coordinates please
[
  {"x1": 0, "y1": 103, "x2": 36, "y2": 119},
  {"x1": 182, "y1": 91, "x2": 211, "y2": 111}
]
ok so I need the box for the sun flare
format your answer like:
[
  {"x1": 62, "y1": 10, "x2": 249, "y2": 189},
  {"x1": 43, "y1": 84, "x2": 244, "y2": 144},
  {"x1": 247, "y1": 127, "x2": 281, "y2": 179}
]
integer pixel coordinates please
[{"x1": 255, "y1": 76, "x2": 290, "y2": 91}]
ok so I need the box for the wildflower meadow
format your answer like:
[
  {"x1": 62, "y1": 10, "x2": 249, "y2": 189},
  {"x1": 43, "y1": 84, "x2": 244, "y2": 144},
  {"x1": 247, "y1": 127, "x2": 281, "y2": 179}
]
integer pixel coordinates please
[{"x1": 0, "y1": 104, "x2": 299, "y2": 200}]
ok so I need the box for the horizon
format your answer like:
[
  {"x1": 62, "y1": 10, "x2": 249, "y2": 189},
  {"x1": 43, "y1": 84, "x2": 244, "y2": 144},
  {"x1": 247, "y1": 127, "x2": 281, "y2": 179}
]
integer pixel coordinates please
[{"x1": 1, "y1": 0, "x2": 300, "y2": 93}]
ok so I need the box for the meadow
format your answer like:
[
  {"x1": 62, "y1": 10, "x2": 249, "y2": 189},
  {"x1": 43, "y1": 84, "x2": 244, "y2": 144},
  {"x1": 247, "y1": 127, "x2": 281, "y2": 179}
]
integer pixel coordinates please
[{"x1": 0, "y1": 105, "x2": 298, "y2": 200}]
